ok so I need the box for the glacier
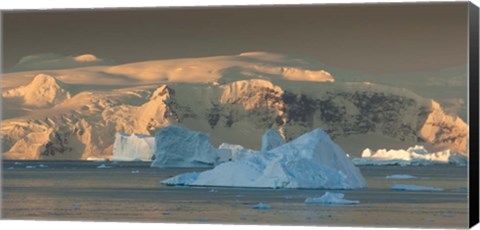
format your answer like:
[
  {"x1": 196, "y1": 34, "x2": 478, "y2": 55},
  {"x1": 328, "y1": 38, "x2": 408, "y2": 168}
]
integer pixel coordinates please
[
  {"x1": 112, "y1": 132, "x2": 155, "y2": 161},
  {"x1": 260, "y1": 128, "x2": 285, "y2": 152},
  {"x1": 150, "y1": 126, "x2": 230, "y2": 168},
  {"x1": 162, "y1": 128, "x2": 367, "y2": 189},
  {"x1": 352, "y1": 145, "x2": 468, "y2": 166}
]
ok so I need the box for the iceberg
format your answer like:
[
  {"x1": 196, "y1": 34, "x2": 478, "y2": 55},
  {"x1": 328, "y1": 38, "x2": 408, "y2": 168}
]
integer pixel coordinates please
[
  {"x1": 217, "y1": 129, "x2": 284, "y2": 161},
  {"x1": 218, "y1": 143, "x2": 256, "y2": 161},
  {"x1": 151, "y1": 126, "x2": 230, "y2": 168},
  {"x1": 162, "y1": 128, "x2": 367, "y2": 189},
  {"x1": 305, "y1": 192, "x2": 359, "y2": 205},
  {"x1": 352, "y1": 146, "x2": 468, "y2": 166},
  {"x1": 390, "y1": 184, "x2": 444, "y2": 192},
  {"x1": 112, "y1": 132, "x2": 155, "y2": 161},
  {"x1": 260, "y1": 128, "x2": 285, "y2": 152}
]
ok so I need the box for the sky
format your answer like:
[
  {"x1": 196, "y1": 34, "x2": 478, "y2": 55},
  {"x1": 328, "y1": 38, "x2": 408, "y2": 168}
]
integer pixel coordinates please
[{"x1": 1, "y1": 2, "x2": 469, "y2": 75}]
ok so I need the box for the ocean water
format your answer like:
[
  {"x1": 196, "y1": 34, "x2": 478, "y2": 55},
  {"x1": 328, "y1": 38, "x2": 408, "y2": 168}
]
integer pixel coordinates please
[{"x1": 1, "y1": 160, "x2": 469, "y2": 228}]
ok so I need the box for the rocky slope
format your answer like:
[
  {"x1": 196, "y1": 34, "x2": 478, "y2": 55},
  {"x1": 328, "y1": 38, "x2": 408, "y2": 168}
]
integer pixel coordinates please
[{"x1": 1, "y1": 78, "x2": 468, "y2": 160}]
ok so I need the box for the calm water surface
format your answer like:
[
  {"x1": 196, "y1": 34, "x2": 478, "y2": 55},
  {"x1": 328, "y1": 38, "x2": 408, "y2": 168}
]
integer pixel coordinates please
[{"x1": 1, "y1": 160, "x2": 469, "y2": 228}]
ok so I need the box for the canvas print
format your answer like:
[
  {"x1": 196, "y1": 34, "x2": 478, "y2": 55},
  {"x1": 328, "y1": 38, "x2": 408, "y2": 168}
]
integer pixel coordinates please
[{"x1": 1, "y1": 2, "x2": 477, "y2": 228}]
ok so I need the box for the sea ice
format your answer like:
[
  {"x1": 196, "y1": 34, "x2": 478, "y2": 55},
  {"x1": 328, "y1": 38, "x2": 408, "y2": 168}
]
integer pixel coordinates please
[
  {"x1": 305, "y1": 192, "x2": 359, "y2": 205},
  {"x1": 390, "y1": 184, "x2": 444, "y2": 191},
  {"x1": 385, "y1": 174, "x2": 417, "y2": 179},
  {"x1": 260, "y1": 128, "x2": 285, "y2": 152},
  {"x1": 162, "y1": 128, "x2": 367, "y2": 189},
  {"x1": 112, "y1": 132, "x2": 155, "y2": 161},
  {"x1": 352, "y1": 146, "x2": 468, "y2": 166},
  {"x1": 151, "y1": 126, "x2": 230, "y2": 168}
]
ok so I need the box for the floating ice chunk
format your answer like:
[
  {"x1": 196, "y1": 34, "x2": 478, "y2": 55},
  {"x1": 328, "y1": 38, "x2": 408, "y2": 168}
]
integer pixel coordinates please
[
  {"x1": 305, "y1": 192, "x2": 359, "y2": 205},
  {"x1": 260, "y1": 129, "x2": 285, "y2": 152},
  {"x1": 385, "y1": 174, "x2": 417, "y2": 179},
  {"x1": 253, "y1": 203, "x2": 271, "y2": 209},
  {"x1": 353, "y1": 146, "x2": 467, "y2": 166},
  {"x1": 38, "y1": 164, "x2": 48, "y2": 168},
  {"x1": 131, "y1": 170, "x2": 140, "y2": 174},
  {"x1": 162, "y1": 128, "x2": 367, "y2": 189},
  {"x1": 113, "y1": 132, "x2": 155, "y2": 161},
  {"x1": 97, "y1": 164, "x2": 112, "y2": 169},
  {"x1": 25, "y1": 165, "x2": 36, "y2": 169},
  {"x1": 14, "y1": 162, "x2": 23, "y2": 165},
  {"x1": 151, "y1": 126, "x2": 229, "y2": 168},
  {"x1": 208, "y1": 189, "x2": 218, "y2": 193},
  {"x1": 390, "y1": 184, "x2": 444, "y2": 191}
]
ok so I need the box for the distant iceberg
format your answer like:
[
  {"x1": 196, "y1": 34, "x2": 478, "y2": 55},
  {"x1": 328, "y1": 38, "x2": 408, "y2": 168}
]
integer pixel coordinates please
[
  {"x1": 162, "y1": 128, "x2": 367, "y2": 189},
  {"x1": 112, "y1": 132, "x2": 155, "y2": 161},
  {"x1": 150, "y1": 126, "x2": 230, "y2": 168},
  {"x1": 352, "y1": 145, "x2": 467, "y2": 166}
]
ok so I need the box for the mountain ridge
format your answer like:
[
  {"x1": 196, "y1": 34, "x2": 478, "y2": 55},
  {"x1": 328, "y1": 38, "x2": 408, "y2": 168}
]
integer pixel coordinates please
[{"x1": 1, "y1": 53, "x2": 469, "y2": 160}]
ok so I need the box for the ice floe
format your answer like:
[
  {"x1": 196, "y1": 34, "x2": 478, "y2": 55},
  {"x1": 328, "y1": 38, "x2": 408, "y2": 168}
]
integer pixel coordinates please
[
  {"x1": 385, "y1": 174, "x2": 417, "y2": 179},
  {"x1": 305, "y1": 192, "x2": 359, "y2": 205},
  {"x1": 97, "y1": 164, "x2": 113, "y2": 169},
  {"x1": 390, "y1": 184, "x2": 444, "y2": 191},
  {"x1": 162, "y1": 128, "x2": 367, "y2": 189},
  {"x1": 253, "y1": 203, "x2": 272, "y2": 209}
]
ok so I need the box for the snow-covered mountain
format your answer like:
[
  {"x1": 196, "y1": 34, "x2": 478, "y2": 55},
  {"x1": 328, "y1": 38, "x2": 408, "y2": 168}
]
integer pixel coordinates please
[
  {"x1": 1, "y1": 53, "x2": 469, "y2": 160},
  {"x1": 2, "y1": 74, "x2": 71, "y2": 108}
]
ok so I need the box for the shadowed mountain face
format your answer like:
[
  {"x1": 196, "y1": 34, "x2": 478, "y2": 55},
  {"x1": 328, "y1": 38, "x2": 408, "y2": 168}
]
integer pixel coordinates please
[{"x1": 0, "y1": 53, "x2": 469, "y2": 160}]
